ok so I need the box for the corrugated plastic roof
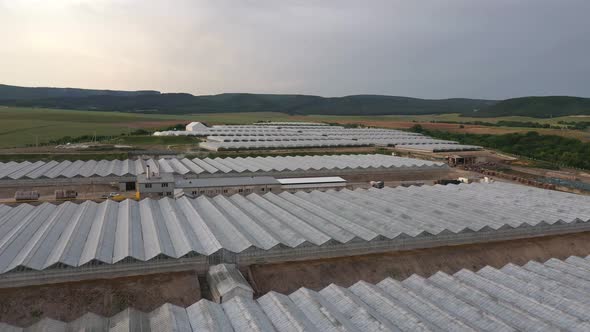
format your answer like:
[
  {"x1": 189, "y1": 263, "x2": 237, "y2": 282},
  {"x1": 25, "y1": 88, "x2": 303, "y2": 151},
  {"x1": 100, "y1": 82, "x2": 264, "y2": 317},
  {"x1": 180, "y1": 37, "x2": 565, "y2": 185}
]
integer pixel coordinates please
[
  {"x1": 0, "y1": 182, "x2": 588, "y2": 275},
  {"x1": 2, "y1": 255, "x2": 590, "y2": 331},
  {"x1": 198, "y1": 138, "x2": 462, "y2": 150},
  {"x1": 154, "y1": 123, "x2": 484, "y2": 150},
  {"x1": 356, "y1": 138, "x2": 458, "y2": 146},
  {"x1": 207, "y1": 263, "x2": 253, "y2": 301},
  {"x1": 396, "y1": 144, "x2": 484, "y2": 152},
  {"x1": 244, "y1": 121, "x2": 330, "y2": 126},
  {"x1": 0, "y1": 154, "x2": 447, "y2": 180},
  {"x1": 199, "y1": 140, "x2": 370, "y2": 150},
  {"x1": 206, "y1": 135, "x2": 333, "y2": 142}
]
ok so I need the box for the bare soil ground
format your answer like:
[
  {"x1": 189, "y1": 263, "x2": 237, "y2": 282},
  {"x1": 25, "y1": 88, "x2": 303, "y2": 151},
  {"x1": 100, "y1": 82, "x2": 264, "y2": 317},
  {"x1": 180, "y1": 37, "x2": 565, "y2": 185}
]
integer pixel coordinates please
[
  {"x1": 248, "y1": 231, "x2": 590, "y2": 295},
  {"x1": 0, "y1": 271, "x2": 201, "y2": 327},
  {"x1": 510, "y1": 165, "x2": 590, "y2": 182},
  {"x1": 340, "y1": 169, "x2": 454, "y2": 183}
]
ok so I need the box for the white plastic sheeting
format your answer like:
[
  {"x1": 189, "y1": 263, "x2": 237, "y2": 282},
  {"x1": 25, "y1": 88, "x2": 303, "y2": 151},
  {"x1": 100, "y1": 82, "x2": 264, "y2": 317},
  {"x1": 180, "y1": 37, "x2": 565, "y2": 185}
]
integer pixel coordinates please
[
  {"x1": 0, "y1": 159, "x2": 144, "y2": 180},
  {"x1": 2, "y1": 255, "x2": 590, "y2": 331},
  {"x1": 199, "y1": 140, "x2": 371, "y2": 151},
  {"x1": 0, "y1": 154, "x2": 448, "y2": 180},
  {"x1": 0, "y1": 182, "x2": 588, "y2": 275},
  {"x1": 206, "y1": 135, "x2": 334, "y2": 142},
  {"x1": 207, "y1": 264, "x2": 253, "y2": 303},
  {"x1": 157, "y1": 127, "x2": 423, "y2": 137},
  {"x1": 355, "y1": 138, "x2": 459, "y2": 146},
  {"x1": 251, "y1": 122, "x2": 330, "y2": 126},
  {"x1": 396, "y1": 144, "x2": 484, "y2": 152},
  {"x1": 153, "y1": 124, "x2": 479, "y2": 151},
  {"x1": 199, "y1": 138, "x2": 457, "y2": 150}
]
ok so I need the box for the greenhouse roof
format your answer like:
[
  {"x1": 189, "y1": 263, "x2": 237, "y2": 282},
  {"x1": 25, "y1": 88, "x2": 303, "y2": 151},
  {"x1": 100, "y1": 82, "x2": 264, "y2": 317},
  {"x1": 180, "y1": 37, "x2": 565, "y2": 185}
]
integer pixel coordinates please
[{"x1": 3, "y1": 255, "x2": 590, "y2": 331}]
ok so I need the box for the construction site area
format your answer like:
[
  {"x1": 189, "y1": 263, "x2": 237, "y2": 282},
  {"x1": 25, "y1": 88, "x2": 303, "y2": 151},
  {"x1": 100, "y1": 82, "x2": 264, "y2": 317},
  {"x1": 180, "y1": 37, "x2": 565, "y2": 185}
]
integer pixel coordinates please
[{"x1": 0, "y1": 122, "x2": 589, "y2": 331}]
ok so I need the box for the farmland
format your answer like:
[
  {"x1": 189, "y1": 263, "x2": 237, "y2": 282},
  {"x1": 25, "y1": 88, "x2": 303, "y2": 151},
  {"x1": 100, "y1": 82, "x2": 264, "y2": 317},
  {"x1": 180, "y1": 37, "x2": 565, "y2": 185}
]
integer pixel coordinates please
[
  {"x1": 0, "y1": 107, "x2": 305, "y2": 148},
  {"x1": 320, "y1": 117, "x2": 590, "y2": 142},
  {"x1": 1, "y1": 106, "x2": 590, "y2": 148}
]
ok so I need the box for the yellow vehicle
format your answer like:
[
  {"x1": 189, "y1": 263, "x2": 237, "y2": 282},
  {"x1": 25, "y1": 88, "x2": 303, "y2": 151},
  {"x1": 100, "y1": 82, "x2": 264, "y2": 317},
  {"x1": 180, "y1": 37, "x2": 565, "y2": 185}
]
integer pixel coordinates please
[{"x1": 109, "y1": 194, "x2": 127, "y2": 202}]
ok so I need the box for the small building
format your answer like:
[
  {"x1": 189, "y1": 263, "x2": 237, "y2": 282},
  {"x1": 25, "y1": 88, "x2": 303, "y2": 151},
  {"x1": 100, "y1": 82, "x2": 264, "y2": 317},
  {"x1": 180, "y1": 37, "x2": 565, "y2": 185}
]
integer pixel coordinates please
[
  {"x1": 177, "y1": 176, "x2": 281, "y2": 197},
  {"x1": 186, "y1": 122, "x2": 208, "y2": 131},
  {"x1": 136, "y1": 172, "x2": 175, "y2": 198},
  {"x1": 447, "y1": 151, "x2": 518, "y2": 166},
  {"x1": 448, "y1": 154, "x2": 478, "y2": 167},
  {"x1": 277, "y1": 176, "x2": 347, "y2": 192},
  {"x1": 207, "y1": 264, "x2": 253, "y2": 303}
]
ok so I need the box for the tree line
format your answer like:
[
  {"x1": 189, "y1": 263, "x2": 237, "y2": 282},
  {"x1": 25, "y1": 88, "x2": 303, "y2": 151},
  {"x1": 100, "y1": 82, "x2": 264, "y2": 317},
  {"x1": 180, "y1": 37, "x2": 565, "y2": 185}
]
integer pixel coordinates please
[{"x1": 411, "y1": 125, "x2": 590, "y2": 169}]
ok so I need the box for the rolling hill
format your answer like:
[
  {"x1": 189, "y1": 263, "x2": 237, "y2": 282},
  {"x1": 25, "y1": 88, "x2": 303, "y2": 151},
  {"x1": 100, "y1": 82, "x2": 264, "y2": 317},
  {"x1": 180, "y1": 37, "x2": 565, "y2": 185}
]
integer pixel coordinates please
[
  {"x1": 2, "y1": 84, "x2": 589, "y2": 117},
  {"x1": 0, "y1": 84, "x2": 160, "y2": 100},
  {"x1": 0, "y1": 85, "x2": 496, "y2": 115},
  {"x1": 470, "y1": 96, "x2": 590, "y2": 118}
]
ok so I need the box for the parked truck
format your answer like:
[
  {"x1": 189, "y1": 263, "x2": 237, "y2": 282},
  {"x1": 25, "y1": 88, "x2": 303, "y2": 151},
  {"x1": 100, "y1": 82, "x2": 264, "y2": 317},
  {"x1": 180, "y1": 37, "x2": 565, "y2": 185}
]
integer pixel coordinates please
[
  {"x1": 14, "y1": 191, "x2": 40, "y2": 201},
  {"x1": 55, "y1": 189, "x2": 78, "y2": 200}
]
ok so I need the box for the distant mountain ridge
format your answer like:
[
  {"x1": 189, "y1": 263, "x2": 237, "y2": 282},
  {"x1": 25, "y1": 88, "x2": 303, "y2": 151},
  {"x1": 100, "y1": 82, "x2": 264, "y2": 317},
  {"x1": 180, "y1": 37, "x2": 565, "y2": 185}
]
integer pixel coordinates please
[
  {"x1": 0, "y1": 84, "x2": 160, "y2": 100},
  {"x1": 1, "y1": 84, "x2": 589, "y2": 117}
]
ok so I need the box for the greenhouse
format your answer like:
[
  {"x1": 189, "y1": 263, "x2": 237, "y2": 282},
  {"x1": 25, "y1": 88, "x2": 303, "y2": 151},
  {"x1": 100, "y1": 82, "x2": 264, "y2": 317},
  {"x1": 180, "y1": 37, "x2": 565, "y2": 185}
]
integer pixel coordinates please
[
  {"x1": 2, "y1": 255, "x2": 589, "y2": 331},
  {"x1": 0, "y1": 182, "x2": 588, "y2": 287}
]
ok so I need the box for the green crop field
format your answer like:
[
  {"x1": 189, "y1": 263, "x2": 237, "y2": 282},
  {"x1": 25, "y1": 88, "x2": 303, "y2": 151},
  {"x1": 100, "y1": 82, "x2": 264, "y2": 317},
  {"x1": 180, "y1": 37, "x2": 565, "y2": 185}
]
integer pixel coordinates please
[
  {"x1": 1, "y1": 107, "x2": 589, "y2": 148},
  {"x1": 110, "y1": 135, "x2": 201, "y2": 145},
  {"x1": 0, "y1": 107, "x2": 156, "y2": 148},
  {"x1": 0, "y1": 108, "x2": 311, "y2": 148},
  {"x1": 0, "y1": 107, "x2": 214, "y2": 148}
]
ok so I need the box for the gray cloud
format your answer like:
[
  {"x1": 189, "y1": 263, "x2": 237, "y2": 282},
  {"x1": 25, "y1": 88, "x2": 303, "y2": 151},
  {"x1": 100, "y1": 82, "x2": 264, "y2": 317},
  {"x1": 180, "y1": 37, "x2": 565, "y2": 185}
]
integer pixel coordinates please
[{"x1": 0, "y1": 0, "x2": 589, "y2": 99}]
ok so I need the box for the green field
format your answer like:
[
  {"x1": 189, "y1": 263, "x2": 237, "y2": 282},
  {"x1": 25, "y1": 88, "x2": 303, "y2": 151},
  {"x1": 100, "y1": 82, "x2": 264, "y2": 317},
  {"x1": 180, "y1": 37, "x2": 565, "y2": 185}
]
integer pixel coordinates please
[
  {"x1": 110, "y1": 135, "x2": 201, "y2": 145},
  {"x1": 0, "y1": 107, "x2": 207, "y2": 148},
  {"x1": 0, "y1": 108, "x2": 313, "y2": 148},
  {"x1": 1, "y1": 107, "x2": 589, "y2": 148}
]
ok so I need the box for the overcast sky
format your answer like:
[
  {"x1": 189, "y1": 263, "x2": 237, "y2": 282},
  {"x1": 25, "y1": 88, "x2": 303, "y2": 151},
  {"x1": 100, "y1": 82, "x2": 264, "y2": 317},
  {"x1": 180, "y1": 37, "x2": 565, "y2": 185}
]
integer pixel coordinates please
[{"x1": 1, "y1": 0, "x2": 589, "y2": 99}]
